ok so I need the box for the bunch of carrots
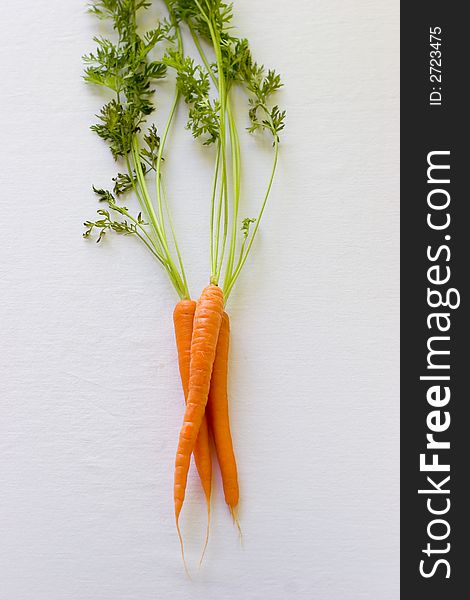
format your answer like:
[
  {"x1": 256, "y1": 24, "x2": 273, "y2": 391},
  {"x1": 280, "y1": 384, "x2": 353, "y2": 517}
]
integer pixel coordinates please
[{"x1": 83, "y1": 0, "x2": 284, "y2": 568}]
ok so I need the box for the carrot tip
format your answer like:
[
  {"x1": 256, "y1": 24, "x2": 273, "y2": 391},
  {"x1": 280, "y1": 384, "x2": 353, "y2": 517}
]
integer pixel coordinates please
[
  {"x1": 229, "y1": 505, "x2": 243, "y2": 543},
  {"x1": 176, "y1": 516, "x2": 191, "y2": 579},
  {"x1": 198, "y1": 502, "x2": 211, "y2": 569}
]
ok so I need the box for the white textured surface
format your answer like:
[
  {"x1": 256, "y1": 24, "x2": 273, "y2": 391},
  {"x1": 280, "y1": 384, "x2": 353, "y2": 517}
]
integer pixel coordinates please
[{"x1": 0, "y1": 1, "x2": 399, "y2": 598}]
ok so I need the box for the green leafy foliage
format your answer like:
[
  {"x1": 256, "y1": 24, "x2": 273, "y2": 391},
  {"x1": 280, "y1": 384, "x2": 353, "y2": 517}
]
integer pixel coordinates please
[
  {"x1": 112, "y1": 172, "x2": 135, "y2": 195},
  {"x1": 83, "y1": 209, "x2": 136, "y2": 243},
  {"x1": 167, "y1": 0, "x2": 285, "y2": 142},
  {"x1": 84, "y1": 1, "x2": 172, "y2": 159},
  {"x1": 140, "y1": 124, "x2": 161, "y2": 168},
  {"x1": 246, "y1": 70, "x2": 285, "y2": 139},
  {"x1": 168, "y1": 0, "x2": 233, "y2": 39},
  {"x1": 83, "y1": 1, "x2": 190, "y2": 299},
  {"x1": 241, "y1": 217, "x2": 256, "y2": 239},
  {"x1": 84, "y1": 187, "x2": 146, "y2": 243},
  {"x1": 83, "y1": 0, "x2": 284, "y2": 300},
  {"x1": 164, "y1": 50, "x2": 220, "y2": 144}
]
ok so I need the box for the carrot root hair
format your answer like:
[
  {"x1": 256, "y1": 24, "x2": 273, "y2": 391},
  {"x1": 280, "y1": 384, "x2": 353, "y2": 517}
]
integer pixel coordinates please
[
  {"x1": 175, "y1": 510, "x2": 191, "y2": 578},
  {"x1": 199, "y1": 501, "x2": 211, "y2": 569},
  {"x1": 229, "y1": 505, "x2": 243, "y2": 543}
]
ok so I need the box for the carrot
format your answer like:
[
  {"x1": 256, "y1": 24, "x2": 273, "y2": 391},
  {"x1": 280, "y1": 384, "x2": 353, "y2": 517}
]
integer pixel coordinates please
[
  {"x1": 174, "y1": 284, "x2": 224, "y2": 527},
  {"x1": 173, "y1": 299, "x2": 212, "y2": 563},
  {"x1": 206, "y1": 311, "x2": 240, "y2": 522},
  {"x1": 173, "y1": 300, "x2": 212, "y2": 503}
]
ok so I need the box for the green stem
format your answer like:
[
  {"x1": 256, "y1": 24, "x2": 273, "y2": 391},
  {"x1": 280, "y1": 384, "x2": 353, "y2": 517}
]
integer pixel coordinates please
[
  {"x1": 155, "y1": 18, "x2": 184, "y2": 246},
  {"x1": 194, "y1": 1, "x2": 228, "y2": 285},
  {"x1": 215, "y1": 160, "x2": 228, "y2": 283},
  {"x1": 160, "y1": 176, "x2": 190, "y2": 298},
  {"x1": 110, "y1": 203, "x2": 166, "y2": 264},
  {"x1": 153, "y1": 90, "x2": 190, "y2": 296},
  {"x1": 189, "y1": 25, "x2": 223, "y2": 280},
  {"x1": 189, "y1": 26, "x2": 216, "y2": 86},
  {"x1": 131, "y1": 137, "x2": 163, "y2": 237},
  {"x1": 224, "y1": 138, "x2": 279, "y2": 300},
  {"x1": 135, "y1": 231, "x2": 166, "y2": 266},
  {"x1": 125, "y1": 154, "x2": 165, "y2": 256},
  {"x1": 131, "y1": 136, "x2": 188, "y2": 299},
  {"x1": 224, "y1": 102, "x2": 241, "y2": 286},
  {"x1": 190, "y1": 22, "x2": 242, "y2": 288},
  {"x1": 210, "y1": 144, "x2": 221, "y2": 275}
]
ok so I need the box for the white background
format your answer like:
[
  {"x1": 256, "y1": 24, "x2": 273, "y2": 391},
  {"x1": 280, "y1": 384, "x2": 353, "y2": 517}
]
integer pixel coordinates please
[{"x1": 0, "y1": 1, "x2": 399, "y2": 598}]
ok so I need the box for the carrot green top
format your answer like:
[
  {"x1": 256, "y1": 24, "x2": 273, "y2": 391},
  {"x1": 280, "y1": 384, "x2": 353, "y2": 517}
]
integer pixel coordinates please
[
  {"x1": 83, "y1": 0, "x2": 190, "y2": 300},
  {"x1": 83, "y1": 1, "x2": 284, "y2": 302},
  {"x1": 164, "y1": 0, "x2": 285, "y2": 300}
]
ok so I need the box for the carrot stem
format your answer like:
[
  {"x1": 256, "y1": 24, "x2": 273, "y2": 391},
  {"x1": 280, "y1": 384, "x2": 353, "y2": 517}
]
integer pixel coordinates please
[{"x1": 224, "y1": 137, "x2": 280, "y2": 299}]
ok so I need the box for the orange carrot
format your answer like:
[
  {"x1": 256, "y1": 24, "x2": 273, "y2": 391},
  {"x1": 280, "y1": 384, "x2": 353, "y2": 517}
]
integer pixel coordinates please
[
  {"x1": 173, "y1": 300, "x2": 212, "y2": 506},
  {"x1": 173, "y1": 299, "x2": 212, "y2": 564},
  {"x1": 206, "y1": 311, "x2": 240, "y2": 519},
  {"x1": 174, "y1": 284, "x2": 224, "y2": 527}
]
